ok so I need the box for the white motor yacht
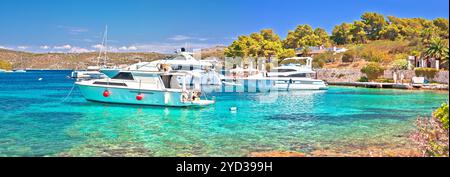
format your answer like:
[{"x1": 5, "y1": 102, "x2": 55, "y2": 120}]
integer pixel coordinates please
[
  {"x1": 76, "y1": 70, "x2": 215, "y2": 107},
  {"x1": 101, "y1": 48, "x2": 222, "y2": 85},
  {"x1": 224, "y1": 57, "x2": 327, "y2": 91}
]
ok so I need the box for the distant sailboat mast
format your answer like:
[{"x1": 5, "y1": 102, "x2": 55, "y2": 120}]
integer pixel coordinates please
[{"x1": 97, "y1": 25, "x2": 108, "y2": 67}]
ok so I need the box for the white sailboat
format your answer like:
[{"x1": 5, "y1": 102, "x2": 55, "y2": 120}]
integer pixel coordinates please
[{"x1": 71, "y1": 26, "x2": 111, "y2": 79}]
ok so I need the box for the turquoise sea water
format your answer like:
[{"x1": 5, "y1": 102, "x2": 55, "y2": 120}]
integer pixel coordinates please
[{"x1": 0, "y1": 70, "x2": 448, "y2": 156}]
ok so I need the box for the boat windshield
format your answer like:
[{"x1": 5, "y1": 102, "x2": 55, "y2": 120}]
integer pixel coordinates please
[
  {"x1": 112, "y1": 72, "x2": 134, "y2": 80},
  {"x1": 162, "y1": 55, "x2": 181, "y2": 60}
]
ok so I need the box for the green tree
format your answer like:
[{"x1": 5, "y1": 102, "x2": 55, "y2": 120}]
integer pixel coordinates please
[
  {"x1": 380, "y1": 24, "x2": 401, "y2": 40},
  {"x1": 432, "y1": 18, "x2": 449, "y2": 39},
  {"x1": 225, "y1": 29, "x2": 287, "y2": 62},
  {"x1": 224, "y1": 36, "x2": 250, "y2": 58},
  {"x1": 351, "y1": 21, "x2": 367, "y2": 44},
  {"x1": 260, "y1": 29, "x2": 281, "y2": 42},
  {"x1": 283, "y1": 25, "x2": 327, "y2": 49},
  {"x1": 361, "y1": 12, "x2": 387, "y2": 40},
  {"x1": 331, "y1": 23, "x2": 354, "y2": 45},
  {"x1": 313, "y1": 28, "x2": 331, "y2": 47},
  {"x1": 276, "y1": 48, "x2": 296, "y2": 63}
]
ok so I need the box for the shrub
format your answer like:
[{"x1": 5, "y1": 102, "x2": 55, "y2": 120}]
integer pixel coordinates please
[
  {"x1": 361, "y1": 50, "x2": 390, "y2": 63},
  {"x1": 412, "y1": 103, "x2": 449, "y2": 157},
  {"x1": 361, "y1": 62, "x2": 385, "y2": 81},
  {"x1": 0, "y1": 59, "x2": 12, "y2": 70},
  {"x1": 392, "y1": 58, "x2": 409, "y2": 70},
  {"x1": 358, "y1": 76, "x2": 369, "y2": 82},
  {"x1": 315, "y1": 51, "x2": 336, "y2": 63},
  {"x1": 313, "y1": 51, "x2": 335, "y2": 68},
  {"x1": 342, "y1": 50, "x2": 356, "y2": 62},
  {"x1": 414, "y1": 68, "x2": 438, "y2": 79},
  {"x1": 374, "y1": 78, "x2": 394, "y2": 83},
  {"x1": 435, "y1": 103, "x2": 449, "y2": 130}
]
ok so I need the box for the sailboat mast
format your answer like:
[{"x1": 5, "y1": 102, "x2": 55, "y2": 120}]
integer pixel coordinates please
[
  {"x1": 96, "y1": 25, "x2": 108, "y2": 67},
  {"x1": 103, "y1": 25, "x2": 108, "y2": 66}
]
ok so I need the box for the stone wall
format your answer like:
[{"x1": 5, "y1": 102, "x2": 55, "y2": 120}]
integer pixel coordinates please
[
  {"x1": 434, "y1": 71, "x2": 449, "y2": 84},
  {"x1": 316, "y1": 69, "x2": 365, "y2": 83},
  {"x1": 316, "y1": 68, "x2": 449, "y2": 84},
  {"x1": 383, "y1": 70, "x2": 415, "y2": 80}
]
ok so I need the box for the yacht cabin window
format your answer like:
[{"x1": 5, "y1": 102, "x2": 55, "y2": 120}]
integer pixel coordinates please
[{"x1": 112, "y1": 72, "x2": 134, "y2": 80}]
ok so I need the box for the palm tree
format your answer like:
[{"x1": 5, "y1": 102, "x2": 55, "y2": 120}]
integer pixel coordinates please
[{"x1": 423, "y1": 38, "x2": 449, "y2": 69}]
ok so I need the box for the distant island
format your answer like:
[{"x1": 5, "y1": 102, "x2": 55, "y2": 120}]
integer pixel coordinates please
[{"x1": 0, "y1": 46, "x2": 226, "y2": 70}]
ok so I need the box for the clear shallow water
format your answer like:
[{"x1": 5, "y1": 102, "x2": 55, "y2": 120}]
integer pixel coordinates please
[{"x1": 0, "y1": 70, "x2": 448, "y2": 157}]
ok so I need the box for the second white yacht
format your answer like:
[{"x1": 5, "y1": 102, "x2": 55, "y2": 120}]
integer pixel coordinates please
[{"x1": 224, "y1": 57, "x2": 327, "y2": 91}]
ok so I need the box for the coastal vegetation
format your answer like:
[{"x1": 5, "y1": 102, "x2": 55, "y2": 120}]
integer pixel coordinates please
[
  {"x1": 412, "y1": 103, "x2": 449, "y2": 157},
  {"x1": 360, "y1": 62, "x2": 385, "y2": 80},
  {"x1": 414, "y1": 68, "x2": 439, "y2": 79},
  {"x1": 0, "y1": 59, "x2": 12, "y2": 70},
  {"x1": 225, "y1": 12, "x2": 449, "y2": 73}
]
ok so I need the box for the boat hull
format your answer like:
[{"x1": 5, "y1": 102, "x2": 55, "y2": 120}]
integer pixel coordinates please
[
  {"x1": 77, "y1": 84, "x2": 214, "y2": 107},
  {"x1": 223, "y1": 78, "x2": 328, "y2": 92}
]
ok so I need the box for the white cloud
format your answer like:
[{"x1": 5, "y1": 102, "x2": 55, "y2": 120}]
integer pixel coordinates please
[
  {"x1": 91, "y1": 44, "x2": 105, "y2": 50},
  {"x1": 40, "y1": 45, "x2": 50, "y2": 50},
  {"x1": 17, "y1": 46, "x2": 29, "y2": 50},
  {"x1": 128, "y1": 46, "x2": 138, "y2": 51},
  {"x1": 118, "y1": 45, "x2": 138, "y2": 51},
  {"x1": 0, "y1": 45, "x2": 13, "y2": 50},
  {"x1": 54, "y1": 44, "x2": 72, "y2": 50},
  {"x1": 69, "y1": 47, "x2": 92, "y2": 53}
]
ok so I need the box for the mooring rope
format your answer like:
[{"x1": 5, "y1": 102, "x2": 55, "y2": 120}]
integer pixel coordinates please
[{"x1": 61, "y1": 82, "x2": 77, "y2": 102}]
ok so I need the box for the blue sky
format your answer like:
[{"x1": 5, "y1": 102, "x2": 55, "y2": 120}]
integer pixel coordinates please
[{"x1": 0, "y1": 0, "x2": 448, "y2": 53}]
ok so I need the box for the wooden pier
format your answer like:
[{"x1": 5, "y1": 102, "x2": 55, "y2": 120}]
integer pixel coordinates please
[
  {"x1": 329, "y1": 82, "x2": 412, "y2": 89},
  {"x1": 328, "y1": 82, "x2": 448, "y2": 90}
]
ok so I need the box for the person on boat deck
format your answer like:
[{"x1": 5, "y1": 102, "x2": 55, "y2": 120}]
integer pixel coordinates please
[
  {"x1": 191, "y1": 91, "x2": 201, "y2": 101},
  {"x1": 160, "y1": 64, "x2": 172, "y2": 72}
]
